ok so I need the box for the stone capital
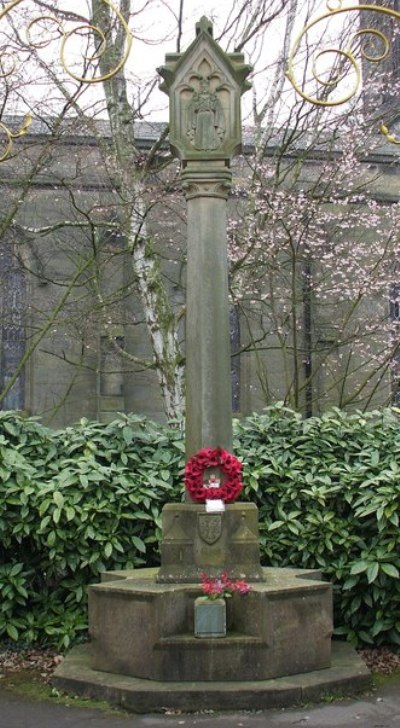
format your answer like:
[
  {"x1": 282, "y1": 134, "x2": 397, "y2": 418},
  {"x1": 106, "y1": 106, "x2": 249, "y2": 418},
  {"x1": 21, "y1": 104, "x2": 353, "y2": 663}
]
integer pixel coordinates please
[{"x1": 181, "y1": 165, "x2": 232, "y2": 200}]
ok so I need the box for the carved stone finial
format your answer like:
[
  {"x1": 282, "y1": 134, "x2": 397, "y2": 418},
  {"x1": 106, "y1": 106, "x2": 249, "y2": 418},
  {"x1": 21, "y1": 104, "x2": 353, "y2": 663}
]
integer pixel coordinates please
[{"x1": 196, "y1": 16, "x2": 213, "y2": 37}]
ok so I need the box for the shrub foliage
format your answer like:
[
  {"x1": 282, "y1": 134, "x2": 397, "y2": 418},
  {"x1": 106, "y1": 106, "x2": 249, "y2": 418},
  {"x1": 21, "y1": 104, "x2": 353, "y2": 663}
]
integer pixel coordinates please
[
  {"x1": 237, "y1": 405, "x2": 400, "y2": 648},
  {"x1": 0, "y1": 405, "x2": 399, "y2": 649},
  {"x1": 0, "y1": 413, "x2": 184, "y2": 648}
]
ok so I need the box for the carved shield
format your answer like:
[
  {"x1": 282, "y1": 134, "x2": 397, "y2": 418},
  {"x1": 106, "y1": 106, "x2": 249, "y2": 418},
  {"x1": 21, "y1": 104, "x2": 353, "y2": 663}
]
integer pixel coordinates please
[{"x1": 197, "y1": 514, "x2": 222, "y2": 545}]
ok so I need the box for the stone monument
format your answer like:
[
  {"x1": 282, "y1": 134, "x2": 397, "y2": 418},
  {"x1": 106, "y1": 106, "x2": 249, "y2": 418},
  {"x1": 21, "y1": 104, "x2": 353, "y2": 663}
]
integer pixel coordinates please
[
  {"x1": 83, "y1": 14, "x2": 331, "y2": 681},
  {"x1": 54, "y1": 19, "x2": 371, "y2": 712},
  {"x1": 156, "y1": 15, "x2": 263, "y2": 584}
]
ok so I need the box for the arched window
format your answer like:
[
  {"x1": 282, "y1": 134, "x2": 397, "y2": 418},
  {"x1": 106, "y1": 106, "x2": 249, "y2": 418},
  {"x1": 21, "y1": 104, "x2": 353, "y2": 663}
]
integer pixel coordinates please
[
  {"x1": 230, "y1": 307, "x2": 241, "y2": 412},
  {"x1": 390, "y1": 283, "x2": 400, "y2": 405},
  {"x1": 390, "y1": 284, "x2": 400, "y2": 323},
  {"x1": 0, "y1": 242, "x2": 26, "y2": 410}
]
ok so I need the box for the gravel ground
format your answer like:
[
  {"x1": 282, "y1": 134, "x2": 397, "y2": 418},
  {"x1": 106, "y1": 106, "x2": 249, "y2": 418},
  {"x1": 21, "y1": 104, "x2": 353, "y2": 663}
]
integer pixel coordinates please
[{"x1": 0, "y1": 644, "x2": 399, "y2": 683}]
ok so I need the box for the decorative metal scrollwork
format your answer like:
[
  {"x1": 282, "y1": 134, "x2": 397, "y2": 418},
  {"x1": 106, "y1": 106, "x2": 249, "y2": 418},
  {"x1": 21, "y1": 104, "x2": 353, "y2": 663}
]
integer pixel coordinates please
[
  {"x1": 286, "y1": 1, "x2": 400, "y2": 143},
  {"x1": 0, "y1": 0, "x2": 133, "y2": 160},
  {"x1": 0, "y1": 115, "x2": 32, "y2": 163}
]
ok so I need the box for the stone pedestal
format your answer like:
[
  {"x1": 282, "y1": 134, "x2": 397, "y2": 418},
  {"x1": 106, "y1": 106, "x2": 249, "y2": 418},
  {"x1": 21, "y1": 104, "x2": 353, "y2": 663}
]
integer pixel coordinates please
[
  {"x1": 88, "y1": 500, "x2": 333, "y2": 682},
  {"x1": 87, "y1": 502, "x2": 334, "y2": 682},
  {"x1": 88, "y1": 566, "x2": 332, "y2": 682},
  {"x1": 157, "y1": 502, "x2": 264, "y2": 583}
]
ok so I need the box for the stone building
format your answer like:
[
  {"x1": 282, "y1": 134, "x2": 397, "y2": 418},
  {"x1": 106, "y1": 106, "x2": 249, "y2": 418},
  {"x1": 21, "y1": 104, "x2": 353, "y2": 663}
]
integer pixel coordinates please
[{"x1": 0, "y1": 116, "x2": 399, "y2": 426}]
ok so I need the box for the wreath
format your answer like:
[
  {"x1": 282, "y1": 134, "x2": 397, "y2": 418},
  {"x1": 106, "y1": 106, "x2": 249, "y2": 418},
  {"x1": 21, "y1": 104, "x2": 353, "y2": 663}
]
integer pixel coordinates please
[{"x1": 184, "y1": 447, "x2": 243, "y2": 503}]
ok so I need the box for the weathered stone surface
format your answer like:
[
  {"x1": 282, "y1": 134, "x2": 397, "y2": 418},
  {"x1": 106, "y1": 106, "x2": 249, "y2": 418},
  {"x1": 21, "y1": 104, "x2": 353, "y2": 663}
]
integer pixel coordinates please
[
  {"x1": 53, "y1": 640, "x2": 371, "y2": 714},
  {"x1": 158, "y1": 18, "x2": 252, "y2": 461},
  {"x1": 183, "y1": 168, "x2": 234, "y2": 459},
  {"x1": 157, "y1": 503, "x2": 265, "y2": 583},
  {"x1": 158, "y1": 16, "x2": 251, "y2": 163},
  {"x1": 88, "y1": 566, "x2": 332, "y2": 682}
]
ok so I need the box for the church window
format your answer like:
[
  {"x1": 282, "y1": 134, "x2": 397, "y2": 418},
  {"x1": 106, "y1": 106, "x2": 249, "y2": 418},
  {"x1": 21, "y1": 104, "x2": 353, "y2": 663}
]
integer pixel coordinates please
[
  {"x1": 230, "y1": 307, "x2": 241, "y2": 412},
  {"x1": 0, "y1": 242, "x2": 26, "y2": 411},
  {"x1": 390, "y1": 284, "x2": 400, "y2": 322},
  {"x1": 100, "y1": 335, "x2": 125, "y2": 397}
]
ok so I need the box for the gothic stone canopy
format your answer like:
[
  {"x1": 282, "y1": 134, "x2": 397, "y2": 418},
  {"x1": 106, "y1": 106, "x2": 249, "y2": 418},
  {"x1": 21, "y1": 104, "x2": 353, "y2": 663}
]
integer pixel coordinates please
[{"x1": 158, "y1": 17, "x2": 252, "y2": 163}]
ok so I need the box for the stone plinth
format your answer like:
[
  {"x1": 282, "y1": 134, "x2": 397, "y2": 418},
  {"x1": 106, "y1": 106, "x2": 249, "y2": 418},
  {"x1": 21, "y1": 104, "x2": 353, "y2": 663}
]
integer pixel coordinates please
[
  {"x1": 88, "y1": 566, "x2": 333, "y2": 683},
  {"x1": 157, "y1": 503, "x2": 265, "y2": 583},
  {"x1": 53, "y1": 641, "x2": 372, "y2": 713}
]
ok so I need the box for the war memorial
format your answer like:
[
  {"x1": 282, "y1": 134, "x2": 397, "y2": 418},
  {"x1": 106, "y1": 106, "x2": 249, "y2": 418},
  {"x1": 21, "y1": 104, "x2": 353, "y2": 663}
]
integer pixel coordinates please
[{"x1": 53, "y1": 18, "x2": 371, "y2": 712}]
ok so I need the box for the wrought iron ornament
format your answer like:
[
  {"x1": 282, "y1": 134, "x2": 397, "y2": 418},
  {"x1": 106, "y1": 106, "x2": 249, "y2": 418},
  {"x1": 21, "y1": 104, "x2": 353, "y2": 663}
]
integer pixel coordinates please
[
  {"x1": 286, "y1": 1, "x2": 400, "y2": 143},
  {"x1": 0, "y1": 0, "x2": 133, "y2": 160},
  {"x1": 0, "y1": 116, "x2": 32, "y2": 163}
]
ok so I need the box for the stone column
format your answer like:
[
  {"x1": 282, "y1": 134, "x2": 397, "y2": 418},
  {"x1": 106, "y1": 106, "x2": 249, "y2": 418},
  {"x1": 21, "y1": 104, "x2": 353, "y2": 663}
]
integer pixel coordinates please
[
  {"x1": 158, "y1": 17, "x2": 251, "y2": 467},
  {"x1": 182, "y1": 165, "x2": 233, "y2": 459}
]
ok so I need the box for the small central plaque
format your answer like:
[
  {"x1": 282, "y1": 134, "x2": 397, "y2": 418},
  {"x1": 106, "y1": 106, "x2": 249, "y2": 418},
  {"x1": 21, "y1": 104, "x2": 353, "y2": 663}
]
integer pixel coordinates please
[
  {"x1": 194, "y1": 597, "x2": 226, "y2": 638},
  {"x1": 205, "y1": 499, "x2": 225, "y2": 513}
]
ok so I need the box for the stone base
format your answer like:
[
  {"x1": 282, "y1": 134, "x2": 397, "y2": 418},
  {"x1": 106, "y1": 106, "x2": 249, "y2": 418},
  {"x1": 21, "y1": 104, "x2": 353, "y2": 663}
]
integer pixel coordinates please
[
  {"x1": 157, "y1": 503, "x2": 265, "y2": 583},
  {"x1": 53, "y1": 641, "x2": 371, "y2": 713},
  {"x1": 88, "y1": 567, "x2": 332, "y2": 682}
]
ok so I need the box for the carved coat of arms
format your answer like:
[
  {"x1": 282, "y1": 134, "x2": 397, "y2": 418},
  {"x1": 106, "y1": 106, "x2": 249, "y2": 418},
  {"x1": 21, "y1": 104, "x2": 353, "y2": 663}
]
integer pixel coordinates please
[{"x1": 197, "y1": 513, "x2": 222, "y2": 545}]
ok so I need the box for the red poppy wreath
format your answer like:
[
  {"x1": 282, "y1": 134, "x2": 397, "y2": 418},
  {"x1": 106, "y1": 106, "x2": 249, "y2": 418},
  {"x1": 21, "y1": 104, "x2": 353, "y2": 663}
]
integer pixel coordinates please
[{"x1": 184, "y1": 447, "x2": 243, "y2": 503}]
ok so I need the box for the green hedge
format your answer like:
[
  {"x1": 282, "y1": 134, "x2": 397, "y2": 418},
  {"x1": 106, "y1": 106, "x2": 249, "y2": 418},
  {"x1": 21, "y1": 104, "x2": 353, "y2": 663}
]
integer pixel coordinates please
[
  {"x1": 0, "y1": 413, "x2": 184, "y2": 648},
  {"x1": 237, "y1": 404, "x2": 400, "y2": 648},
  {"x1": 0, "y1": 405, "x2": 399, "y2": 649}
]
